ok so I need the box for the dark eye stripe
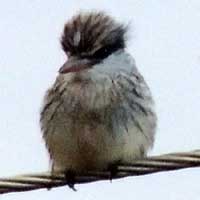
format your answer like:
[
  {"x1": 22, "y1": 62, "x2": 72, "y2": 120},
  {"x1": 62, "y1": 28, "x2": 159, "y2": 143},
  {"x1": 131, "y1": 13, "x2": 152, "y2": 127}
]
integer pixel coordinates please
[
  {"x1": 91, "y1": 42, "x2": 124, "y2": 60},
  {"x1": 93, "y1": 47, "x2": 111, "y2": 59}
]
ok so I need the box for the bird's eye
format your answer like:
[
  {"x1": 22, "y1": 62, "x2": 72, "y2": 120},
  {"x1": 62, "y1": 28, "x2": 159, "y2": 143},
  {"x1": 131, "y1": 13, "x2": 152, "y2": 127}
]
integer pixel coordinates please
[{"x1": 93, "y1": 47, "x2": 111, "y2": 59}]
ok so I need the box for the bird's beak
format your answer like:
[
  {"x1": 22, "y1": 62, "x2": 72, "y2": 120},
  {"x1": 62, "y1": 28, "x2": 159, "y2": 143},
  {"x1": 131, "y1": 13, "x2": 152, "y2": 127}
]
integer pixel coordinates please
[{"x1": 59, "y1": 57, "x2": 94, "y2": 74}]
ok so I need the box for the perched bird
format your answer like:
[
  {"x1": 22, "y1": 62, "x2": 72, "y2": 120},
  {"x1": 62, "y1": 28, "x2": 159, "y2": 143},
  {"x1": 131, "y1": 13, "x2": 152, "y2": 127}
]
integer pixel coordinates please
[{"x1": 40, "y1": 11, "x2": 157, "y2": 177}]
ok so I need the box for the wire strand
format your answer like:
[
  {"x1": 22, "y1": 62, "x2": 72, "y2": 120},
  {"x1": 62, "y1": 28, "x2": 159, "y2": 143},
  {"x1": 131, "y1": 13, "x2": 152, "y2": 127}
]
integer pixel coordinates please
[{"x1": 1, "y1": 149, "x2": 200, "y2": 194}]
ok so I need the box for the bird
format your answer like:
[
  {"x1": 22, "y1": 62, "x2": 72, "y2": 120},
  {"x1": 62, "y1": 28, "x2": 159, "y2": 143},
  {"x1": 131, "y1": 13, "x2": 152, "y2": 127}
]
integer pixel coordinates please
[{"x1": 40, "y1": 11, "x2": 157, "y2": 181}]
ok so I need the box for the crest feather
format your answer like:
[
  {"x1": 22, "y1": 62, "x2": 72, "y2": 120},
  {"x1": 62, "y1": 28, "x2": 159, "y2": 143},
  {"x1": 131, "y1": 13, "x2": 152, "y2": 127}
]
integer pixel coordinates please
[{"x1": 61, "y1": 11, "x2": 127, "y2": 57}]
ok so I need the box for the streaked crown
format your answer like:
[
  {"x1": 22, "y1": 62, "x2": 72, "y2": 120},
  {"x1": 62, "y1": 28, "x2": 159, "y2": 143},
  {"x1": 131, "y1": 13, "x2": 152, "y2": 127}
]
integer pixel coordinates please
[{"x1": 61, "y1": 11, "x2": 127, "y2": 60}]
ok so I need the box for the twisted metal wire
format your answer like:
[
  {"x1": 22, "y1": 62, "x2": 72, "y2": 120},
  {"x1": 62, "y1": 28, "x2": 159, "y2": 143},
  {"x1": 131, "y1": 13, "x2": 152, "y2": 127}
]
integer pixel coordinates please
[{"x1": 1, "y1": 149, "x2": 200, "y2": 194}]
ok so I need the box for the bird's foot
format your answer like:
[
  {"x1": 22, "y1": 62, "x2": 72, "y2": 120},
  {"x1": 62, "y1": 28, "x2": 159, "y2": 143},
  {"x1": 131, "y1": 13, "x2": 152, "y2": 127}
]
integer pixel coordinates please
[
  {"x1": 65, "y1": 170, "x2": 77, "y2": 191},
  {"x1": 108, "y1": 161, "x2": 120, "y2": 181}
]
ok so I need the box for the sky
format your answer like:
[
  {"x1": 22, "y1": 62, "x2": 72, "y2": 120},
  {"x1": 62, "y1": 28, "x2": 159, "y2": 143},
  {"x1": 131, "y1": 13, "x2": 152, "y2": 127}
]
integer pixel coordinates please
[{"x1": 0, "y1": 0, "x2": 200, "y2": 199}]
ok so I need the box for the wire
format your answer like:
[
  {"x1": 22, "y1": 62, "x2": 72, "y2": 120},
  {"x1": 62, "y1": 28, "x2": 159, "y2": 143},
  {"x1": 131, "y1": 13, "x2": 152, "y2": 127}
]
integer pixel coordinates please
[{"x1": 0, "y1": 149, "x2": 200, "y2": 194}]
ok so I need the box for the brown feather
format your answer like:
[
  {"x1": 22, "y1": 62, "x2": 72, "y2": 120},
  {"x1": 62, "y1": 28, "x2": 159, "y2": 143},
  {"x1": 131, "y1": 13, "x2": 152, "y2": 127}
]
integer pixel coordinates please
[{"x1": 61, "y1": 11, "x2": 127, "y2": 58}]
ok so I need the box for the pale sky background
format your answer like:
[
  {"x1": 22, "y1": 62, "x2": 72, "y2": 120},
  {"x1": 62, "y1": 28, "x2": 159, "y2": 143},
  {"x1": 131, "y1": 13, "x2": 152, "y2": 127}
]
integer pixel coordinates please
[{"x1": 0, "y1": 0, "x2": 200, "y2": 199}]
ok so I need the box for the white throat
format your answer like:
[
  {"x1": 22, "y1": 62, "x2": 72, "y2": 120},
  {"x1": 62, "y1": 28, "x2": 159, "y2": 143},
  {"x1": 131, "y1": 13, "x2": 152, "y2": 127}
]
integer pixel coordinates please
[
  {"x1": 95, "y1": 50, "x2": 135, "y2": 72},
  {"x1": 71, "y1": 50, "x2": 136, "y2": 82},
  {"x1": 61, "y1": 50, "x2": 137, "y2": 84}
]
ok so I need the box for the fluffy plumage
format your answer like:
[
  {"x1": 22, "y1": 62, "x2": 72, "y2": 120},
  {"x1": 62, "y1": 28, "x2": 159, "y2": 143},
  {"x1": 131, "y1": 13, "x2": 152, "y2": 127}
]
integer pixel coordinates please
[
  {"x1": 61, "y1": 11, "x2": 127, "y2": 59},
  {"x1": 40, "y1": 11, "x2": 157, "y2": 174}
]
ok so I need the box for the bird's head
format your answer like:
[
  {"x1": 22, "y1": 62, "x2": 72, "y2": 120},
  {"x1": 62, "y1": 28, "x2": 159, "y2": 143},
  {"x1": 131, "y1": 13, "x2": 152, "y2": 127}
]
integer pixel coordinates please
[{"x1": 59, "y1": 11, "x2": 127, "y2": 74}]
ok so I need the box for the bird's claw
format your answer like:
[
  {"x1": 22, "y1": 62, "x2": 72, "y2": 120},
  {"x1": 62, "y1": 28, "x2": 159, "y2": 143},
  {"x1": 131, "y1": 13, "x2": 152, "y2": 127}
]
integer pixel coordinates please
[
  {"x1": 65, "y1": 170, "x2": 77, "y2": 191},
  {"x1": 108, "y1": 162, "x2": 119, "y2": 181}
]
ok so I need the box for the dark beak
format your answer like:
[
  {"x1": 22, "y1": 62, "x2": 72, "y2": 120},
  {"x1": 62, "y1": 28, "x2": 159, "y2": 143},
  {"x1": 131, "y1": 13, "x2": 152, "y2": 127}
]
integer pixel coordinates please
[{"x1": 59, "y1": 57, "x2": 94, "y2": 74}]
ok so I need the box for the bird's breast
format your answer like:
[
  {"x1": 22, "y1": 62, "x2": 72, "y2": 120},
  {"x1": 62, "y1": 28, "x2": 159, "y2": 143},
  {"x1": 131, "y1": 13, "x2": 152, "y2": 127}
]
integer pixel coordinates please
[{"x1": 61, "y1": 75, "x2": 116, "y2": 112}]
